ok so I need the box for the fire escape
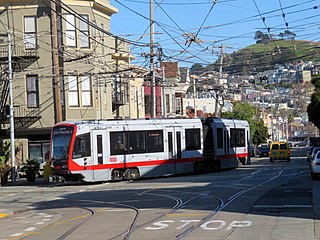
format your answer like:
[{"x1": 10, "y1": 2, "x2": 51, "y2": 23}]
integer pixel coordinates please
[{"x1": 0, "y1": 44, "x2": 40, "y2": 130}]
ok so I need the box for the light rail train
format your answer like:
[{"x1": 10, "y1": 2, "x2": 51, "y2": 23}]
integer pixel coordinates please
[{"x1": 49, "y1": 117, "x2": 250, "y2": 182}]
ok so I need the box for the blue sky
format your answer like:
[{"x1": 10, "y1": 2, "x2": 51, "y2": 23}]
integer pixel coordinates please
[{"x1": 110, "y1": 0, "x2": 320, "y2": 68}]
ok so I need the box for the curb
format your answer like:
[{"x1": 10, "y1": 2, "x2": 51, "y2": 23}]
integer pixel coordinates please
[{"x1": 0, "y1": 208, "x2": 30, "y2": 218}]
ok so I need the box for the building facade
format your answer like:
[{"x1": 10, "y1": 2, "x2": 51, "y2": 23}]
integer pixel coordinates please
[{"x1": 0, "y1": 0, "x2": 145, "y2": 164}]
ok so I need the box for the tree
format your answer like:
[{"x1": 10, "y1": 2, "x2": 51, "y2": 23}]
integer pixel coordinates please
[
  {"x1": 251, "y1": 120, "x2": 269, "y2": 146},
  {"x1": 254, "y1": 31, "x2": 270, "y2": 44},
  {"x1": 190, "y1": 63, "x2": 205, "y2": 75},
  {"x1": 221, "y1": 102, "x2": 255, "y2": 134},
  {"x1": 284, "y1": 30, "x2": 296, "y2": 40},
  {"x1": 221, "y1": 102, "x2": 268, "y2": 145},
  {"x1": 0, "y1": 141, "x2": 11, "y2": 186},
  {"x1": 307, "y1": 75, "x2": 320, "y2": 129}
]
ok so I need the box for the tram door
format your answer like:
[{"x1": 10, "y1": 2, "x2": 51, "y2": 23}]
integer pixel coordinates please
[
  {"x1": 167, "y1": 127, "x2": 183, "y2": 173},
  {"x1": 91, "y1": 130, "x2": 106, "y2": 181}
]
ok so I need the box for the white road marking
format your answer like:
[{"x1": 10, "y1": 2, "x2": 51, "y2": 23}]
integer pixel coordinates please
[
  {"x1": 145, "y1": 220, "x2": 253, "y2": 231},
  {"x1": 10, "y1": 233, "x2": 23, "y2": 237},
  {"x1": 35, "y1": 222, "x2": 45, "y2": 225},
  {"x1": 25, "y1": 227, "x2": 36, "y2": 232},
  {"x1": 253, "y1": 204, "x2": 312, "y2": 208}
]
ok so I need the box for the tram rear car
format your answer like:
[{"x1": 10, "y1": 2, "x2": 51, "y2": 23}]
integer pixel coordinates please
[{"x1": 202, "y1": 118, "x2": 250, "y2": 170}]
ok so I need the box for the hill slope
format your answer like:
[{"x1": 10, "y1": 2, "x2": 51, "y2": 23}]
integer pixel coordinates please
[{"x1": 221, "y1": 40, "x2": 320, "y2": 74}]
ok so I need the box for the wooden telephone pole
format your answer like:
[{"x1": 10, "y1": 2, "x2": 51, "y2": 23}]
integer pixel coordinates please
[
  {"x1": 150, "y1": 0, "x2": 156, "y2": 118},
  {"x1": 51, "y1": 1, "x2": 62, "y2": 123}
]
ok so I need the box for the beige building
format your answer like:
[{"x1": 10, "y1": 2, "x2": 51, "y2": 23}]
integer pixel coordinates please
[{"x1": 0, "y1": 0, "x2": 145, "y2": 164}]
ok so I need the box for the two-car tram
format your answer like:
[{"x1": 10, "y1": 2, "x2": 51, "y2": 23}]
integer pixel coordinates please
[{"x1": 49, "y1": 117, "x2": 250, "y2": 182}]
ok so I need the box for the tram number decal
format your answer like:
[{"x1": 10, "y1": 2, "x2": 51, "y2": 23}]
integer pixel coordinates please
[{"x1": 145, "y1": 220, "x2": 252, "y2": 231}]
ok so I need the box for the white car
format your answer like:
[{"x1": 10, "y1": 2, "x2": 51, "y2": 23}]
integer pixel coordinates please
[
  {"x1": 308, "y1": 146, "x2": 320, "y2": 162},
  {"x1": 311, "y1": 151, "x2": 320, "y2": 179}
]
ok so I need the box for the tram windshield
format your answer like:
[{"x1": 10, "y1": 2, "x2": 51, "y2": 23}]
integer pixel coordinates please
[{"x1": 51, "y1": 126, "x2": 74, "y2": 161}]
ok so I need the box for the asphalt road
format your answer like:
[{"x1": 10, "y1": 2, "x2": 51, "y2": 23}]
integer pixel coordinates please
[{"x1": 0, "y1": 147, "x2": 319, "y2": 240}]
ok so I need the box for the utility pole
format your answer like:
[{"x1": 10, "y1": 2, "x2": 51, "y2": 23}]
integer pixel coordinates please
[
  {"x1": 8, "y1": 31, "x2": 15, "y2": 184},
  {"x1": 115, "y1": 37, "x2": 120, "y2": 119},
  {"x1": 215, "y1": 44, "x2": 225, "y2": 117},
  {"x1": 150, "y1": 0, "x2": 156, "y2": 118},
  {"x1": 193, "y1": 77, "x2": 196, "y2": 112},
  {"x1": 219, "y1": 44, "x2": 225, "y2": 78},
  {"x1": 162, "y1": 66, "x2": 166, "y2": 118},
  {"x1": 262, "y1": 94, "x2": 265, "y2": 121},
  {"x1": 51, "y1": 1, "x2": 62, "y2": 123}
]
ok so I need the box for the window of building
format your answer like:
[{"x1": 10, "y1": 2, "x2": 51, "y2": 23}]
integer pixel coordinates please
[
  {"x1": 72, "y1": 133, "x2": 91, "y2": 159},
  {"x1": 175, "y1": 98, "x2": 181, "y2": 114},
  {"x1": 185, "y1": 128, "x2": 201, "y2": 150},
  {"x1": 166, "y1": 94, "x2": 170, "y2": 113},
  {"x1": 26, "y1": 75, "x2": 39, "y2": 108},
  {"x1": 79, "y1": 15, "x2": 90, "y2": 48},
  {"x1": 28, "y1": 142, "x2": 50, "y2": 164},
  {"x1": 144, "y1": 95, "x2": 151, "y2": 116},
  {"x1": 68, "y1": 76, "x2": 79, "y2": 106},
  {"x1": 66, "y1": 14, "x2": 76, "y2": 47},
  {"x1": 81, "y1": 76, "x2": 92, "y2": 106},
  {"x1": 24, "y1": 16, "x2": 37, "y2": 49},
  {"x1": 68, "y1": 76, "x2": 92, "y2": 107}
]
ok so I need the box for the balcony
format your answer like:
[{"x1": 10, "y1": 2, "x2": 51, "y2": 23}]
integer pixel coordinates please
[
  {"x1": 0, "y1": 44, "x2": 39, "y2": 72},
  {"x1": 1, "y1": 105, "x2": 41, "y2": 129}
]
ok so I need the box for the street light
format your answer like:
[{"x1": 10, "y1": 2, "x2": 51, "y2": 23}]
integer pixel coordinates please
[{"x1": 0, "y1": 31, "x2": 15, "y2": 183}]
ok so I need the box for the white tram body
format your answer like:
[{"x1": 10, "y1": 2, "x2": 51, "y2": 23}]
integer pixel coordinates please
[
  {"x1": 50, "y1": 118, "x2": 203, "y2": 182},
  {"x1": 50, "y1": 117, "x2": 250, "y2": 182}
]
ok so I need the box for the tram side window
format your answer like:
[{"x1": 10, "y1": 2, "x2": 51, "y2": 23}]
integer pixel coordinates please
[
  {"x1": 110, "y1": 132, "x2": 127, "y2": 155},
  {"x1": 217, "y1": 128, "x2": 223, "y2": 149},
  {"x1": 129, "y1": 131, "x2": 146, "y2": 154},
  {"x1": 230, "y1": 129, "x2": 236, "y2": 148},
  {"x1": 146, "y1": 130, "x2": 164, "y2": 153},
  {"x1": 72, "y1": 133, "x2": 91, "y2": 159},
  {"x1": 185, "y1": 128, "x2": 201, "y2": 150},
  {"x1": 238, "y1": 129, "x2": 245, "y2": 147},
  {"x1": 230, "y1": 129, "x2": 245, "y2": 148}
]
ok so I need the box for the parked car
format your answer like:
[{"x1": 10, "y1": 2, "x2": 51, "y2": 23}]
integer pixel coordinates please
[
  {"x1": 308, "y1": 146, "x2": 320, "y2": 163},
  {"x1": 250, "y1": 145, "x2": 256, "y2": 157},
  {"x1": 269, "y1": 142, "x2": 291, "y2": 162},
  {"x1": 311, "y1": 151, "x2": 320, "y2": 179},
  {"x1": 258, "y1": 145, "x2": 270, "y2": 157}
]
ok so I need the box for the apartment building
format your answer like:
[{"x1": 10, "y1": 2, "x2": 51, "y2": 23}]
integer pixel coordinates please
[{"x1": 0, "y1": 0, "x2": 145, "y2": 164}]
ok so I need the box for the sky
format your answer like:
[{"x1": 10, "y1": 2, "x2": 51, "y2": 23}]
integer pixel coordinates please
[{"x1": 109, "y1": 0, "x2": 320, "y2": 69}]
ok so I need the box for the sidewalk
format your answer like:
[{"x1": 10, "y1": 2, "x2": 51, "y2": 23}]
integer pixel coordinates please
[
  {"x1": 313, "y1": 180, "x2": 320, "y2": 239},
  {"x1": 0, "y1": 177, "x2": 53, "y2": 217}
]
